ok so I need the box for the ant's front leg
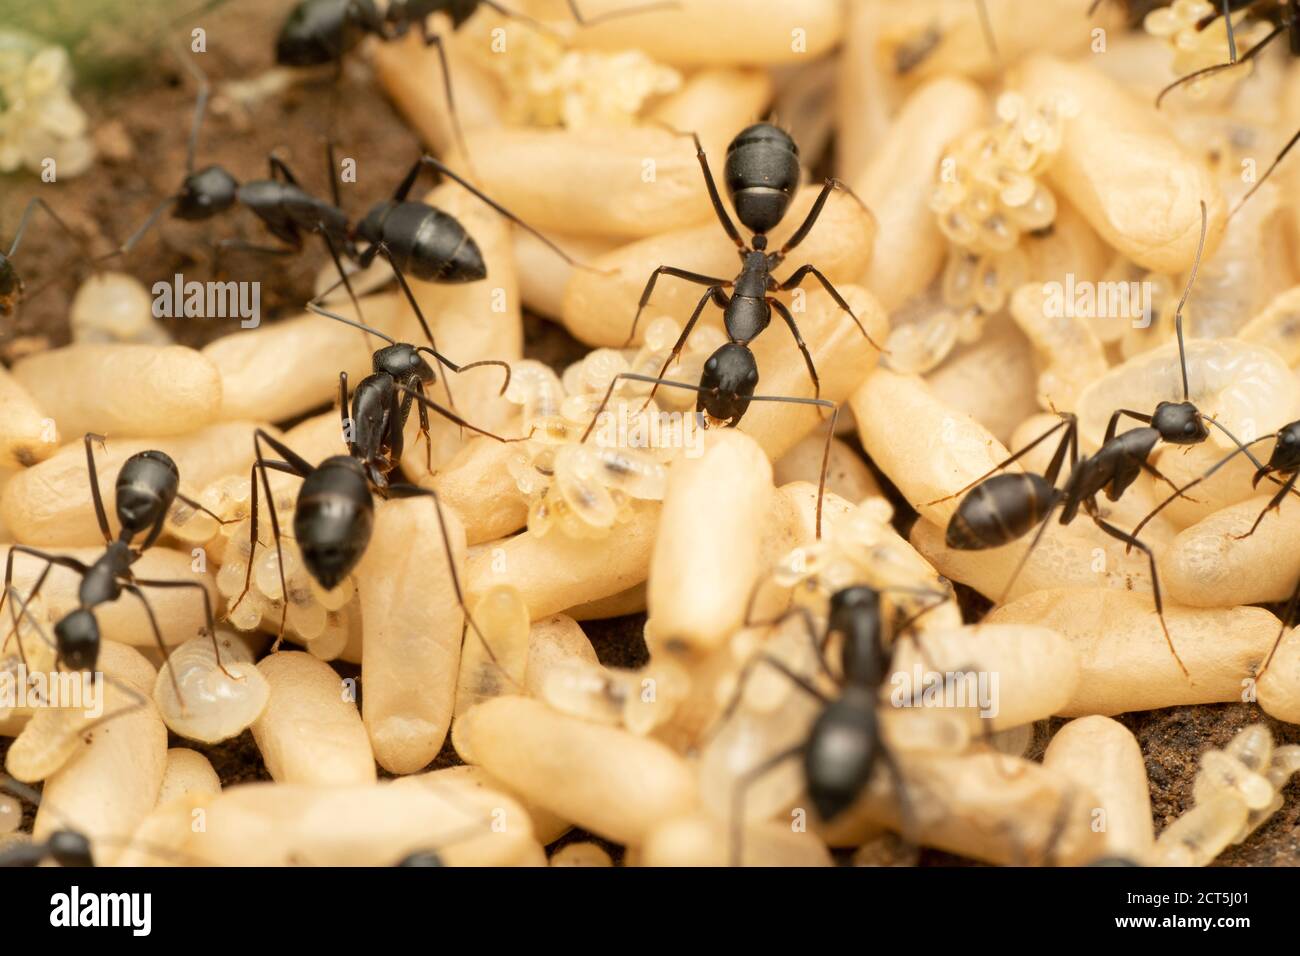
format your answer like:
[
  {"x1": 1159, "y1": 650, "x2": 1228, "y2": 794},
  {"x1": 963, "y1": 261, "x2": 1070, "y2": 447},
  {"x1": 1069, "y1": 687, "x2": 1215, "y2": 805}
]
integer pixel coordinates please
[{"x1": 777, "y1": 264, "x2": 884, "y2": 353}]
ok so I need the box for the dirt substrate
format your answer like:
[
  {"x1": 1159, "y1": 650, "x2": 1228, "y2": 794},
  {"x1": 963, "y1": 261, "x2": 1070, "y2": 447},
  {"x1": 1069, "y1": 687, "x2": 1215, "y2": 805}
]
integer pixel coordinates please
[{"x1": 1, "y1": 0, "x2": 1297, "y2": 866}]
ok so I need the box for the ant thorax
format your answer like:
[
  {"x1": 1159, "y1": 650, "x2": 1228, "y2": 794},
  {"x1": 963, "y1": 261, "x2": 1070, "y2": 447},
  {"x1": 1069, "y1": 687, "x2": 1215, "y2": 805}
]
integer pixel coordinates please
[{"x1": 167, "y1": 473, "x2": 357, "y2": 658}]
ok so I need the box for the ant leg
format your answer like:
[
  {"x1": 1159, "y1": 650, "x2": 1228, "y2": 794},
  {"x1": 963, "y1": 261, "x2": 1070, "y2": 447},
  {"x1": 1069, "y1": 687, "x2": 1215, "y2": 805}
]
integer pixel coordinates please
[
  {"x1": 997, "y1": 496, "x2": 1065, "y2": 607},
  {"x1": 1128, "y1": 438, "x2": 1270, "y2": 541},
  {"x1": 729, "y1": 743, "x2": 805, "y2": 867},
  {"x1": 1232, "y1": 470, "x2": 1299, "y2": 541},
  {"x1": 384, "y1": 482, "x2": 511, "y2": 680},
  {"x1": 879, "y1": 745, "x2": 922, "y2": 848},
  {"x1": 1103, "y1": 408, "x2": 1151, "y2": 444},
  {"x1": 375, "y1": 246, "x2": 457, "y2": 409},
  {"x1": 1172, "y1": 201, "x2": 1208, "y2": 401},
  {"x1": 1156, "y1": 20, "x2": 1285, "y2": 108},
  {"x1": 314, "y1": 227, "x2": 369, "y2": 337},
  {"x1": 623, "y1": 266, "x2": 731, "y2": 348},
  {"x1": 777, "y1": 263, "x2": 884, "y2": 352},
  {"x1": 776, "y1": 179, "x2": 870, "y2": 258},
  {"x1": 122, "y1": 583, "x2": 184, "y2": 702},
  {"x1": 645, "y1": 285, "x2": 728, "y2": 407},
  {"x1": 703, "y1": 652, "x2": 832, "y2": 753},
  {"x1": 81, "y1": 433, "x2": 113, "y2": 546},
  {"x1": 228, "y1": 430, "x2": 313, "y2": 644},
  {"x1": 400, "y1": 385, "x2": 534, "y2": 444},
  {"x1": 680, "y1": 130, "x2": 745, "y2": 249},
  {"x1": 1139, "y1": 460, "x2": 1200, "y2": 503},
  {"x1": 417, "y1": 20, "x2": 471, "y2": 170},
  {"x1": 339, "y1": 371, "x2": 359, "y2": 458},
  {"x1": 171, "y1": 42, "x2": 211, "y2": 175},
  {"x1": 6, "y1": 198, "x2": 98, "y2": 277},
  {"x1": 562, "y1": 0, "x2": 681, "y2": 26},
  {"x1": 1087, "y1": 507, "x2": 1189, "y2": 678},
  {"x1": 1257, "y1": 576, "x2": 1300, "y2": 678},
  {"x1": 417, "y1": 154, "x2": 598, "y2": 270},
  {"x1": 768, "y1": 298, "x2": 820, "y2": 400},
  {"x1": 133, "y1": 577, "x2": 236, "y2": 680},
  {"x1": 741, "y1": 602, "x2": 837, "y2": 683},
  {"x1": 924, "y1": 415, "x2": 1075, "y2": 506},
  {"x1": 1232, "y1": 125, "x2": 1300, "y2": 220},
  {"x1": 2, "y1": 548, "x2": 88, "y2": 666}
]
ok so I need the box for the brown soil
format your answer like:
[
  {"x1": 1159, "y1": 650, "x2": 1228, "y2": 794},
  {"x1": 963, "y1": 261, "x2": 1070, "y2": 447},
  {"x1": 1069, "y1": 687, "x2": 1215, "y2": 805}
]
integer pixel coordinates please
[{"x1": 2, "y1": 0, "x2": 1297, "y2": 867}]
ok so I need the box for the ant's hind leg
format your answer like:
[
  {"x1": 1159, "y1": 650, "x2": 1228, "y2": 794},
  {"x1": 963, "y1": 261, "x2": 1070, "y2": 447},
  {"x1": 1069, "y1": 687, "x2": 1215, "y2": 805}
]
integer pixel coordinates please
[
  {"x1": 1233, "y1": 471, "x2": 1299, "y2": 541},
  {"x1": 728, "y1": 743, "x2": 804, "y2": 867}
]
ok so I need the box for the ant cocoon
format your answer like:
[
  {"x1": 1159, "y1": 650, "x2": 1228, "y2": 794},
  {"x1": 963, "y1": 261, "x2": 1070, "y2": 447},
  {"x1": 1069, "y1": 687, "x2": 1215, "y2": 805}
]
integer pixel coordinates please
[
  {"x1": 454, "y1": 695, "x2": 697, "y2": 846},
  {"x1": 11, "y1": 344, "x2": 222, "y2": 440},
  {"x1": 251, "y1": 651, "x2": 375, "y2": 786},
  {"x1": 1010, "y1": 55, "x2": 1226, "y2": 274},
  {"x1": 0, "y1": 366, "x2": 58, "y2": 469},
  {"x1": 646, "y1": 429, "x2": 774, "y2": 656},
  {"x1": 1043, "y1": 716, "x2": 1154, "y2": 864},
  {"x1": 156, "y1": 748, "x2": 221, "y2": 806},
  {"x1": 852, "y1": 77, "x2": 987, "y2": 313},
  {"x1": 182, "y1": 778, "x2": 539, "y2": 866},
  {"x1": 640, "y1": 813, "x2": 832, "y2": 867},
  {"x1": 987, "y1": 589, "x2": 1281, "y2": 714},
  {"x1": 356, "y1": 495, "x2": 467, "y2": 775}
]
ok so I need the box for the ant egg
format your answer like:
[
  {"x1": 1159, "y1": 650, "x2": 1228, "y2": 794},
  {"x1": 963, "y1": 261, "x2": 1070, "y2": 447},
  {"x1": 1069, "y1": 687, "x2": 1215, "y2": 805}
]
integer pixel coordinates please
[
  {"x1": 539, "y1": 659, "x2": 626, "y2": 725},
  {"x1": 307, "y1": 610, "x2": 351, "y2": 662},
  {"x1": 0, "y1": 793, "x2": 20, "y2": 834},
  {"x1": 154, "y1": 631, "x2": 269, "y2": 744}
]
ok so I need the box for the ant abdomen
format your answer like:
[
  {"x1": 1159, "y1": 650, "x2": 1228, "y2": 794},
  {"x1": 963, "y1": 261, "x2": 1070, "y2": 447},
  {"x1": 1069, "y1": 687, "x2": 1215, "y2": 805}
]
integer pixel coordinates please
[
  {"x1": 805, "y1": 688, "x2": 880, "y2": 822},
  {"x1": 724, "y1": 123, "x2": 800, "y2": 236},
  {"x1": 946, "y1": 472, "x2": 1057, "y2": 550},
  {"x1": 294, "y1": 457, "x2": 375, "y2": 590}
]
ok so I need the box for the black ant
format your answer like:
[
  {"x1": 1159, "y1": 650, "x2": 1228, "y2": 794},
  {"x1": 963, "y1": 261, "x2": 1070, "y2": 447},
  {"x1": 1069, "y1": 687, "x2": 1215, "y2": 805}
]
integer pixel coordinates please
[
  {"x1": 1154, "y1": 0, "x2": 1300, "y2": 215},
  {"x1": 1128, "y1": 417, "x2": 1300, "y2": 677},
  {"x1": 1, "y1": 198, "x2": 99, "y2": 320},
  {"x1": 0, "y1": 434, "x2": 230, "y2": 700},
  {"x1": 932, "y1": 202, "x2": 1262, "y2": 675},
  {"x1": 229, "y1": 368, "x2": 526, "y2": 641},
  {"x1": 274, "y1": 0, "x2": 679, "y2": 161},
  {"x1": 306, "y1": 300, "x2": 512, "y2": 475},
  {"x1": 620, "y1": 123, "x2": 882, "y2": 422},
  {"x1": 708, "y1": 584, "x2": 965, "y2": 866},
  {"x1": 108, "y1": 50, "x2": 371, "y2": 324}
]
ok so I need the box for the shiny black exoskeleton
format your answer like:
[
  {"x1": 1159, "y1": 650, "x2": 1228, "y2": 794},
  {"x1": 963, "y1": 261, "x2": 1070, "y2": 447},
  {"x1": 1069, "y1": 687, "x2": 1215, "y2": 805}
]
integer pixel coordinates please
[
  {"x1": 622, "y1": 123, "x2": 881, "y2": 426},
  {"x1": 719, "y1": 583, "x2": 953, "y2": 865},
  {"x1": 235, "y1": 368, "x2": 522, "y2": 635},
  {"x1": 0, "y1": 827, "x2": 93, "y2": 868},
  {"x1": 0, "y1": 436, "x2": 222, "y2": 694}
]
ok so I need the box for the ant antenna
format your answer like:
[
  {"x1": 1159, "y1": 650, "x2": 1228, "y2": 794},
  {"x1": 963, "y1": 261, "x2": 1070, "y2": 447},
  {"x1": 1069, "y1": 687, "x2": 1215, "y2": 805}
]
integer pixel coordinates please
[
  {"x1": 1173, "y1": 200, "x2": 1209, "y2": 402},
  {"x1": 1156, "y1": 20, "x2": 1286, "y2": 107}
]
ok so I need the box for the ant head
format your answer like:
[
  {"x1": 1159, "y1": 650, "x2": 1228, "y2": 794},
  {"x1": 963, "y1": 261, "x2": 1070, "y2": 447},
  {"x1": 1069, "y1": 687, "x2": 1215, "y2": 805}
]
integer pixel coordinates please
[
  {"x1": 698, "y1": 343, "x2": 758, "y2": 425},
  {"x1": 116, "y1": 450, "x2": 180, "y2": 537},
  {"x1": 828, "y1": 586, "x2": 881, "y2": 633},
  {"x1": 1262, "y1": 420, "x2": 1300, "y2": 478},
  {"x1": 175, "y1": 165, "x2": 239, "y2": 221},
  {"x1": 724, "y1": 123, "x2": 799, "y2": 237},
  {"x1": 397, "y1": 849, "x2": 446, "y2": 866},
  {"x1": 54, "y1": 609, "x2": 99, "y2": 671},
  {"x1": 0, "y1": 254, "x2": 20, "y2": 318},
  {"x1": 1152, "y1": 401, "x2": 1207, "y2": 445},
  {"x1": 375, "y1": 344, "x2": 434, "y2": 384},
  {"x1": 805, "y1": 689, "x2": 879, "y2": 822},
  {"x1": 49, "y1": 829, "x2": 94, "y2": 867},
  {"x1": 275, "y1": 0, "x2": 373, "y2": 66}
]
